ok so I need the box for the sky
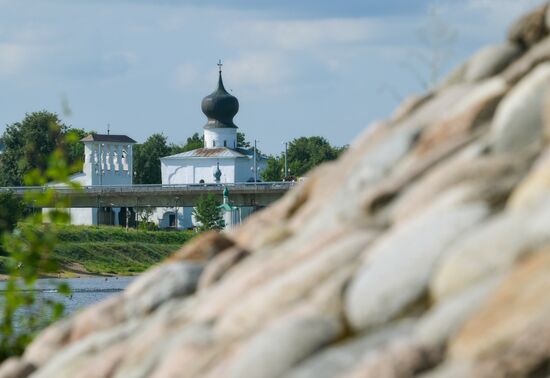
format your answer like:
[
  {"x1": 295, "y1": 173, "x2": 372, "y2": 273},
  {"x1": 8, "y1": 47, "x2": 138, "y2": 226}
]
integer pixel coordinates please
[{"x1": 0, "y1": 0, "x2": 545, "y2": 154}]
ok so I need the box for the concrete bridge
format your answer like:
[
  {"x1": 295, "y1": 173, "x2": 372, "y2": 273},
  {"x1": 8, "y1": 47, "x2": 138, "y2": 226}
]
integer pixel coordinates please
[{"x1": 0, "y1": 182, "x2": 296, "y2": 208}]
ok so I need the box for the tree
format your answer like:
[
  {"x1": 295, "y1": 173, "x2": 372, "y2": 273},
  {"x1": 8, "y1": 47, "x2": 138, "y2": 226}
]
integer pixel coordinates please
[
  {"x1": 286, "y1": 136, "x2": 344, "y2": 177},
  {"x1": 237, "y1": 132, "x2": 251, "y2": 148},
  {"x1": 133, "y1": 134, "x2": 172, "y2": 184},
  {"x1": 0, "y1": 192, "x2": 24, "y2": 253},
  {"x1": 64, "y1": 128, "x2": 89, "y2": 174},
  {"x1": 0, "y1": 111, "x2": 84, "y2": 186},
  {"x1": 181, "y1": 132, "x2": 203, "y2": 152},
  {"x1": 405, "y1": 6, "x2": 457, "y2": 90},
  {"x1": 193, "y1": 193, "x2": 224, "y2": 232},
  {"x1": 261, "y1": 156, "x2": 284, "y2": 182}
]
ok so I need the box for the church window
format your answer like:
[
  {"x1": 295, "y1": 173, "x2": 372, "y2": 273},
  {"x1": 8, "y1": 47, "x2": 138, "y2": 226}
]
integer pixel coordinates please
[
  {"x1": 199, "y1": 179, "x2": 205, "y2": 184},
  {"x1": 213, "y1": 141, "x2": 216, "y2": 147},
  {"x1": 224, "y1": 140, "x2": 227, "y2": 147}
]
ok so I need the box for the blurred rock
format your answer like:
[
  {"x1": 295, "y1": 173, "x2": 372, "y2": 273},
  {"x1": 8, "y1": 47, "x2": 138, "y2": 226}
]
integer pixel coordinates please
[
  {"x1": 508, "y1": 3, "x2": 549, "y2": 48},
  {"x1": 491, "y1": 63, "x2": 550, "y2": 153},
  {"x1": 464, "y1": 43, "x2": 521, "y2": 82}
]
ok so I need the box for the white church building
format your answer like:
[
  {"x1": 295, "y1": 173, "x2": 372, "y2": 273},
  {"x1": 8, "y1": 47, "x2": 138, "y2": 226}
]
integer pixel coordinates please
[{"x1": 155, "y1": 65, "x2": 267, "y2": 229}]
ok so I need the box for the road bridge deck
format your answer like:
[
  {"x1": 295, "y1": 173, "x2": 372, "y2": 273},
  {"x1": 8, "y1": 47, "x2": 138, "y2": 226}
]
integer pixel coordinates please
[{"x1": 0, "y1": 182, "x2": 296, "y2": 208}]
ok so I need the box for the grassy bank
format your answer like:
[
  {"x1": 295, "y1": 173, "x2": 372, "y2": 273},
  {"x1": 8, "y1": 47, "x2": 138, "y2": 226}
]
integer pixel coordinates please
[{"x1": 1, "y1": 225, "x2": 196, "y2": 276}]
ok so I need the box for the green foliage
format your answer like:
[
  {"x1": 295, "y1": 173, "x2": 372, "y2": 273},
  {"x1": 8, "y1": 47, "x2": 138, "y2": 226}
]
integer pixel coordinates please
[
  {"x1": 133, "y1": 133, "x2": 172, "y2": 184},
  {"x1": 135, "y1": 207, "x2": 157, "y2": 230},
  {"x1": 0, "y1": 111, "x2": 86, "y2": 186},
  {"x1": 286, "y1": 136, "x2": 343, "y2": 177},
  {"x1": 0, "y1": 141, "x2": 77, "y2": 361},
  {"x1": 0, "y1": 192, "x2": 25, "y2": 237},
  {"x1": 261, "y1": 156, "x2": 284, "y2": 182},
  {"x1": 193, "y1": 193, "x2": 224, "y2": 232},
  {"x1": 261, "y1": 136, "x2": 346, "y2": 181},
  {"x1": 180, "y1": 132, "x2": 204, "y2": 152},
  {"x1": 237, "y1": 132, "x2": 250, "y2": 148}
]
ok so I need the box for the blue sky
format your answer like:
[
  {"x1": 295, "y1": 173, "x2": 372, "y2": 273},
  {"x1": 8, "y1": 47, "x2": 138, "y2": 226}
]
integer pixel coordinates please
[{"x1": 0, "y1": 0, "x2": 544, "y2": 154}]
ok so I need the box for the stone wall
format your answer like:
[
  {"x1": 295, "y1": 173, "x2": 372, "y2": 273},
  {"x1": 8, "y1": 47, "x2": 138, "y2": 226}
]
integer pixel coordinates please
[{"x1": 3, "y1": 3, "x2": 550, "y2": 377}]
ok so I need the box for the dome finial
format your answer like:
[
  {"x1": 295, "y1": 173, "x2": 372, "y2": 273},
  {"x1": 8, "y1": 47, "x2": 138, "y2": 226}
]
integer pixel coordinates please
[{"x1": 217, "y1": 59, "x2": 223, "y2": 74}]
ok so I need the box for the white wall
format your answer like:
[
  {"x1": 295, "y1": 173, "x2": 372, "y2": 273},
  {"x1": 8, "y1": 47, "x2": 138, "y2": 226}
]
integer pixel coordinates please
[
  {"x1": 204, "y1": 128, "x2": 237, "y2": 149},
  {"x1": 162, "y1": 158, "x2": 236, "y2": 184},
  {"x1": 235, "y1": 156, "x2": 268, "y2": 182},
  {"x1": 69, "y1": 208, "x2": 97, "y2": 225},
  {"x1": 152, "y1": 207, "x2": 195, "y2": 229},
  {"x1": 82, "y1": 141, "x2": 133, "y2": 186}
]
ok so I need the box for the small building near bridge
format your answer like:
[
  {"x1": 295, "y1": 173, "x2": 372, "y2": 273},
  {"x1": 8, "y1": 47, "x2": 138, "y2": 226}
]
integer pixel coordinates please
[{"x1": 64, "y1": 133, "x2": 137, "y2": 226}]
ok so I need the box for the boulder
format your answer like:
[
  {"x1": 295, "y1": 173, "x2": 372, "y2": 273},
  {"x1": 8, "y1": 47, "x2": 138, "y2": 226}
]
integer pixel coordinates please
[
  {"x1": 503, "y1": 35, "x2": 550, "y2": 83},
  {"x1": 450, "y1": 249, "x2": 550, "y2": 363},
  {"x1": 215, "y1": 231, "x2": 374, "y2": 339},
  {"x1": 224, "y1": 313, "x2": 342, "y2": 378},
  {"x1": 0, "y1": 359, "x2": 35, "y2": 378},
  {"x1": 197, "y1": 246, "x2": 250, "y2": 291},
  {"x1": 342, "y1": 339, "x2": 442, "y2": 378},
  {"x1": 491, "y1": 62, "x2": 550, "y2": 153},
  {"x1": 464, "y1": 43, "x2": 521, "y2": 82},
  {"x1": 508, "y1": 147, "x2": 550, "y2": 209},
  {"x1": 431, "y1": 196, "x2": 550, "y2": 301},
  {"x1": 123, "y1": 261, "x2": 203, "y2": 317},
  {"x1": 508, "y1": 3, "x2": 549, "y2": 49},
  {"x1": 389, "y1": 153, "x2": 528, "y2": 223},
  {"x1": 286, "y1": 320, "x2": 415, "y2": 378},
  {"x1": 169, "y1": 231, "x2": 234, "y2": 262},
  {"x1": 414, "y1": 276, "x2": 500, "y2": 347},
  {"x1": 413, "y1": 78, "x2": 507, "y2": 158},
  {"x1": 345, "y1": 193, "x2": 488, "y2": 332}
]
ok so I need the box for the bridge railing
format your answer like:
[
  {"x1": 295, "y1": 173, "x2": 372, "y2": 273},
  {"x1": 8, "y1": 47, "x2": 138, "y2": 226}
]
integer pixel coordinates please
[{"x1": 0, "y1": 181, "x2": 298, "y2": 194}]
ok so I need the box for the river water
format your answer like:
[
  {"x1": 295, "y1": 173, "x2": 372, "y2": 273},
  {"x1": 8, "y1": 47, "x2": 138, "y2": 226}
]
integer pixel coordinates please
[{"x1": 1, "y1": 276, "x2": 135, "y2": 317}]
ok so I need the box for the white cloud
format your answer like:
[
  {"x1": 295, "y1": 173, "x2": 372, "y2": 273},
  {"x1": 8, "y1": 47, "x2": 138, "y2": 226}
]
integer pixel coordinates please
[
  {"x1": 223, "y1": 18, "x2": 377, "y2": 50},
  {"x1": 0, "y1": 43, "x2": 34, "y2": 76},
  {"x1": 223, "y1": 52, "x2": 293, "y2": 88},
  {"x1": 174, "y1": 63, "x2": 201, "y2": 87},
  {"x1": 174, "y1": 53, "x2": 294, "y2": 94}
]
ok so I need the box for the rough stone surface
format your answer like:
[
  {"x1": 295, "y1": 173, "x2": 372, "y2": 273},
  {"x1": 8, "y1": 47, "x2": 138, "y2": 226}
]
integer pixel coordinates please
[
  {"x1": 450, "y1": 249, "x2": 550, "y2": 363},
  {"x1": 197, "y1": 246, "x2": 250, "y2": 290},
  {"x1": 508, "y1": 3, "x2": 549, "y2": 48},
  {"x1": 0, "y1": 359, "x2": 35, "y2": 378},
  {"x1": 503, "y1": 35, "x2": 550, "y2": 83},
  {"x1": 123, "y1": 261, "x2": 203, "y2": 316},
  {"x1": 5, "y1": 4, "x2": 550, "y2": 378},
  {"x1": 491, "y1": 62, "x2": 550, "y2": 153},
  {"x1": 464, "y1": 43, "x2": 521, "y2": 82},
  {"x1": 345, "y1": 194, "x2": 488, "y2": 332},
  {"x1": 508, "y1": 147, "x2": 550, "y2": 209},
  {"x1": 431, "y1": 197, "x2": 550, "y2": 301}
]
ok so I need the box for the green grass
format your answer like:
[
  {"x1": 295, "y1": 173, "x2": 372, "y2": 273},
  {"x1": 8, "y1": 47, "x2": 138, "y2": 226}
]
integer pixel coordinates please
[
  {"x1": 10, "y1": 224, "x2": 197, "y2": 276},
  {"x1": 53, "y1": 225, "x2": 195, "y2": 244},
  {"x1": 53, "y1": 242, "x2": 183, "y2": 275}
]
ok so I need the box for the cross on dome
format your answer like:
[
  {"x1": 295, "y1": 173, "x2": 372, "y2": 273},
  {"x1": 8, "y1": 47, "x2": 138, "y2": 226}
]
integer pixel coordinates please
[{"x1": 217, "y1": 59, "x2": 223, "y2": 73}]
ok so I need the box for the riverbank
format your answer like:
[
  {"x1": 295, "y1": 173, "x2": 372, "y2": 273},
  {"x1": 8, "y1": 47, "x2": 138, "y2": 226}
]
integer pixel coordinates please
[{"x1": 0, "y1": 225, "x2": 196, "y2": 278}]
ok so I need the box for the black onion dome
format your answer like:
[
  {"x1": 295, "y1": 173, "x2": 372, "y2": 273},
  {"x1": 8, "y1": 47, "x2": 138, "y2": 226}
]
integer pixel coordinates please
[{"x1": 201, "y1": 71, "x2": 239, "y2": 129}]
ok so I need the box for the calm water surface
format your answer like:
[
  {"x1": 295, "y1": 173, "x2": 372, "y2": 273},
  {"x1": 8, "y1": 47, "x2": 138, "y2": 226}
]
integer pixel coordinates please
[{"x1": 1, "y1": 276, "x2": 135, "y2": 317}]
